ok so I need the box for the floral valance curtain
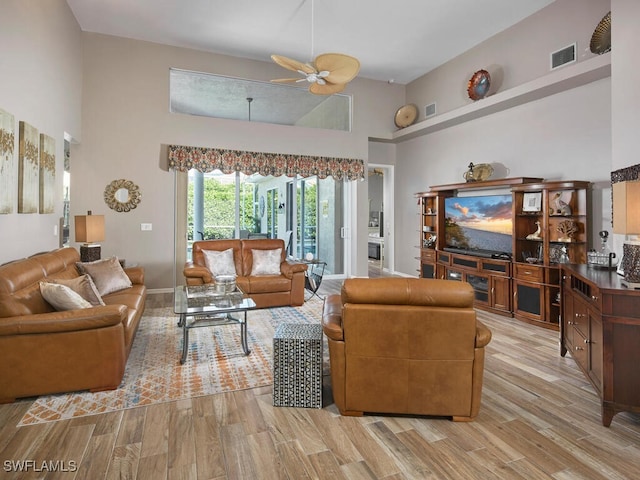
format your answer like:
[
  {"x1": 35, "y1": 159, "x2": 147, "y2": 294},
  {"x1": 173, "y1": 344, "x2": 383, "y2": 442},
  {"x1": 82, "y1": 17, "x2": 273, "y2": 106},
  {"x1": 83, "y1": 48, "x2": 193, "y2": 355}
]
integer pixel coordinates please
[{"x1": 168, "y1": 144, "x2": 365, "y2": 181}]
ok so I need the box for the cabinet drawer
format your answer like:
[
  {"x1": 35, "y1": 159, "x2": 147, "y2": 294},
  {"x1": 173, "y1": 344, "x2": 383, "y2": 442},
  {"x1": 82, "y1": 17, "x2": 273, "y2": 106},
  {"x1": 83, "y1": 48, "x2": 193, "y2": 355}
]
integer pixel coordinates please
[
  {"x1": 421, "y1": 249, "x2": 436, "y2": 261},
  {"x1": 570, "y1": 301, "x2": 589, "y2": 338},
  {"x1": 570, "y1": 329, "x2": 589, "y2": 372},
  {"x1": 514, "y1": 263, "x2": 544, "y2": 282}
]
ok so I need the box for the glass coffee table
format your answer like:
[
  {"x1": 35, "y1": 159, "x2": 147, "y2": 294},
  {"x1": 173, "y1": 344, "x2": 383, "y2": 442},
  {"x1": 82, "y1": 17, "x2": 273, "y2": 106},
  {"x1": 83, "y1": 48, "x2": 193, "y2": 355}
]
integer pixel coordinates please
[{"x1": 174, "y1": 284, "x2": 257, "y2": 364}]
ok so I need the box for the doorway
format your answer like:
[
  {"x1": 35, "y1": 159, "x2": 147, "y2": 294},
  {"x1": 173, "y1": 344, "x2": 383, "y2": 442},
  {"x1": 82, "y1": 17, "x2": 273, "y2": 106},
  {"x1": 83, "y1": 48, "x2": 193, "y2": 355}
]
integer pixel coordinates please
[{"x1": 367, "y1": 165, "x2": 394, "y2": 276}]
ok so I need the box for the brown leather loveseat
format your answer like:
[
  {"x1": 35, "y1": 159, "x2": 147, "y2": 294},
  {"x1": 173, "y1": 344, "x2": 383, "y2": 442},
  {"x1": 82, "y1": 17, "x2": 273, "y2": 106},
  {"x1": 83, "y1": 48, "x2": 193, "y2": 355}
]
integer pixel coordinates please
[
  {"x1": 0, "y1": 247, "x2": 146, "y2": 403},
  {"x1": 183, "y1": 239, "x2": 307, "y2": 308},
  {"x1": 322, "y1": 277, "x2": 492, "y2": 421}
]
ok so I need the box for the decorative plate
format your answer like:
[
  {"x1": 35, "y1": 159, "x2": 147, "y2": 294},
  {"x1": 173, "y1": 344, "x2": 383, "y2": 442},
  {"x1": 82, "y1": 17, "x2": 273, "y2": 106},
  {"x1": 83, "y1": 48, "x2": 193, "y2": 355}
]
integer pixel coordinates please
[
  {"x1": 590, "y1": 11, "x2": 611, "y2": 55},
  {"x1": 394, "y1": 104, "x2": 418, "y2": 128},
  {"x1": 467, "y1": 69, "x2": 491, "y2": 101}
]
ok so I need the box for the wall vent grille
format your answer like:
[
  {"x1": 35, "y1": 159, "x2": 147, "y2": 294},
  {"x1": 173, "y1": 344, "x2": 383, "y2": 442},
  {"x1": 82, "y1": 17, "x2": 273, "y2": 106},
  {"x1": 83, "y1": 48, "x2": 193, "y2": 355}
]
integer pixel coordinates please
[
  {"x1": 425, "y1": 102, "x2": 437, "y2": 118},
  {"x1": 551, "y1": 43, "x2": 576, "y2": 70}
]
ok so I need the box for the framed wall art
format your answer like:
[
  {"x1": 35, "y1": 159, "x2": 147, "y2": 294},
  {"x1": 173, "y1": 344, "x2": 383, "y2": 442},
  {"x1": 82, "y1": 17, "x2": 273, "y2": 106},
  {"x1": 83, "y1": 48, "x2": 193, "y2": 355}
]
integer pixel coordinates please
[
  {"x1": 0, "y1": 108, "x2": 16, "y2": 214},
  {"x1": 18, "y1": 121, "x2": 39, "y2": 214},
  {"x1": 39, "y1": 133, "x2": 55, "y2": 214}
]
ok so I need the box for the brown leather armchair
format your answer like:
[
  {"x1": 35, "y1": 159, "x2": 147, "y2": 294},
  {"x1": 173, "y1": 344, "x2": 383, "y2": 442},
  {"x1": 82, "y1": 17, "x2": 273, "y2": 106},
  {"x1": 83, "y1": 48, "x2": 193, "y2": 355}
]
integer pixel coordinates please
[{"x1": 322, "y1": 277, "x2": 492, "y2": 421}]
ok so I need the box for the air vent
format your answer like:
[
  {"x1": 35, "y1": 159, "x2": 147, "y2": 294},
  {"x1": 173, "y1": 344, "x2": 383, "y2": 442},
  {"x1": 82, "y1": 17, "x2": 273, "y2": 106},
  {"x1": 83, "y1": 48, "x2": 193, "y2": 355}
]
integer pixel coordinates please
[
  {"x1": 425, "y1": 102, "x2": 436, "y2": 118},
  {"x1": 551, "y1": 43, "x2": 576, "y2": 70}
]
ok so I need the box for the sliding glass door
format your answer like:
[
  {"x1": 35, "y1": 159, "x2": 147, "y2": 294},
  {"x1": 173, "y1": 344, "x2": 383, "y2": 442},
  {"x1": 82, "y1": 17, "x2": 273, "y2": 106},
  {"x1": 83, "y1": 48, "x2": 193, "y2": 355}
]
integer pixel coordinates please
[{"x1": 182, "y1": 170, "x2": 344, "y2": 275}]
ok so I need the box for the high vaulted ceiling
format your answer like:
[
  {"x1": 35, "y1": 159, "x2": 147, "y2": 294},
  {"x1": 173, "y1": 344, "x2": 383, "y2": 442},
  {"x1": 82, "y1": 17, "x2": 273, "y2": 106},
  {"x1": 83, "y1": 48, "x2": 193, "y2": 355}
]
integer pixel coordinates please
[{"x1": 66, "y1": 0, "x2": 555, "y2": 85}]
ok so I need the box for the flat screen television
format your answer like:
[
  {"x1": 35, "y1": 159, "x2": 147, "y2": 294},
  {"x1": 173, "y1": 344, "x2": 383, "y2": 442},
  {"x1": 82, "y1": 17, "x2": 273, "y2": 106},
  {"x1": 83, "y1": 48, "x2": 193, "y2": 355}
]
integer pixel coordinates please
[{"x1": 444, "y1": 194, "x2": 513, "y2": 257}]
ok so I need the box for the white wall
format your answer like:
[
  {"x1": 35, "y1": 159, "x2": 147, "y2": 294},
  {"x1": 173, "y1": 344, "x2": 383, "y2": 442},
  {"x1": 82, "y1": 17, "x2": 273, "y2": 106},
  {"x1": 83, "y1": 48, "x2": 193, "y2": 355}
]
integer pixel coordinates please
[
  {"x1": 390, "y1": 0, "x2": 614, "y2": 276},
  {"x1": 405, "y1": 0, "x2": 610, "y2": 123},
  {"x1": 0, "y1": 0, "x2": 82, "y2": 262},
  {"x1": 73, "y1": 33, "x2": 405, "y2": 288},
  {"x1": 610, "y1": 0, "x2": 640, "y2": 254},
  {"x1": 2, "y1": 0, "x2": 632, "y2": 287}
]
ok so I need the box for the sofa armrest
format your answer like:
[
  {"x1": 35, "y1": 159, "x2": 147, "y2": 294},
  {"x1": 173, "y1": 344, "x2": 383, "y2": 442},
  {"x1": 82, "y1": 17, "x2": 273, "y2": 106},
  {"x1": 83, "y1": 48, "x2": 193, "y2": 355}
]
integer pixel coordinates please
[
  {"x1": 322, "y1": 294, "x2": 344, "y2": 341},
  {"x1": 475, "y1": 320, "x2": 492, "y2": 349},
  {"x1": 280, "y1": 260, "x2": 308, "y2": 280},
  {"x1": 124, "y1": 266, "x2": 145, "y2": 285},
  {"x1": 0, "y1": 305, "x2": 126, "y2": 336},
  {"x1": 183, "y1": 262, "x2": 213, "y2": 284}
]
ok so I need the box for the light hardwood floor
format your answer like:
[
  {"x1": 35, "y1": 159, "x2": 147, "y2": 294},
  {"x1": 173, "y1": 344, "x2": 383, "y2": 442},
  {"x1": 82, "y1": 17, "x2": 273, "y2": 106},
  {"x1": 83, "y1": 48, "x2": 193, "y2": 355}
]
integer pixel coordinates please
[{"x1": 1, "y1": 277, "x2": 640, "y2": 479}]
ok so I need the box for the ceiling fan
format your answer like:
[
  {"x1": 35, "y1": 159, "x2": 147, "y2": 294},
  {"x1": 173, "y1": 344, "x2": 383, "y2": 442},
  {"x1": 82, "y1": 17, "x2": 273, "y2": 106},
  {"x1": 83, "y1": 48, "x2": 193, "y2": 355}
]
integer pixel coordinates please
[
  {"x1": 270, "y1": 0, "x2": 360, "y2": 95},
  {"x1": 271, "y1": 53, "x2": 360, "y2": 95}
]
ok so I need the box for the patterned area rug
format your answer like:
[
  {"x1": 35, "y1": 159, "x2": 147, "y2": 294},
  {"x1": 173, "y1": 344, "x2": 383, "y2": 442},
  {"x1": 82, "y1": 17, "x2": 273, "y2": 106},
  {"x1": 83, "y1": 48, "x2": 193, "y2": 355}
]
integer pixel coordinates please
[{"x1": 18, "y1": 297, "x2": 324, "y2": 426}]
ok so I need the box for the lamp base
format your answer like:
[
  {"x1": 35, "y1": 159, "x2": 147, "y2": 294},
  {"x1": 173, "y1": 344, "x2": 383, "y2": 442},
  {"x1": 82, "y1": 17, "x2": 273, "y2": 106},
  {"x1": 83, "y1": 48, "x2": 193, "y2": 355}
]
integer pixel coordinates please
[
  {"x1": 80, "y1": 244, "x2": 101, "y2": 263},
  {"x1": 621, "y1": 240, "x2": 640, "y2": 286}
]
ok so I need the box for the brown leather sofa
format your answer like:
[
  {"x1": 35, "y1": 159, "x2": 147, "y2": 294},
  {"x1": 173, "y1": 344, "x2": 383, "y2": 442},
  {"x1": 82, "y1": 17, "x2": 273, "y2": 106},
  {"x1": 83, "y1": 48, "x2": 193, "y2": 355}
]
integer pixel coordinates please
[
  {"x1": 0, "y1": 247, "x2": 146, "y2": 403},
  {"x1": 183, "y1": 239, "x2": 307, "y2": 308},
  {"x1": 322, "y1": 277, "x2": 492, "y2": 421}
]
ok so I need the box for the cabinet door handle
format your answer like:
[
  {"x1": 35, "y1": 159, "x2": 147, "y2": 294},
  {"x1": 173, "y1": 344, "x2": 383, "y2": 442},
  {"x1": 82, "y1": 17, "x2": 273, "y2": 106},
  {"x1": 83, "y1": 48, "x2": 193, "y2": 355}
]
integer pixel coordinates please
[
  {"x1": 575, "y1": 313, "x2": 586, "y2": 318},
  {"x1": 591, "y1": 295, "x2": 598, "y2": 301},
  {"x1": 584, "y1": 339, "x2": 590, "y2": 344},
  {"x1": 575, "y1": 346, "x2": 584, "y2": 351}
]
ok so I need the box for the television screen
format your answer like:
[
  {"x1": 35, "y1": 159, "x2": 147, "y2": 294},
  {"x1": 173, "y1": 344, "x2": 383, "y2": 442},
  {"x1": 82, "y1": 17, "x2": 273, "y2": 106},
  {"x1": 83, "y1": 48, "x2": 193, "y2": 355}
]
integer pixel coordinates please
[{"x1": 444, "y1": 194, "x2": 513, "y2": 255}]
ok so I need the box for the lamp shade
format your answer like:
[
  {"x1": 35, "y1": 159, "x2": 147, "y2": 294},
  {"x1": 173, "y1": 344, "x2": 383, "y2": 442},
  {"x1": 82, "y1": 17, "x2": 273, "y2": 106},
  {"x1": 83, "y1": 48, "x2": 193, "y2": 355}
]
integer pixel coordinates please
[
  {"x1": 613, "y1": 180, "x2": 640, "y2": 235},
  {"x1": 75, "y1": 214, "x2": 105, "y2": 243}
]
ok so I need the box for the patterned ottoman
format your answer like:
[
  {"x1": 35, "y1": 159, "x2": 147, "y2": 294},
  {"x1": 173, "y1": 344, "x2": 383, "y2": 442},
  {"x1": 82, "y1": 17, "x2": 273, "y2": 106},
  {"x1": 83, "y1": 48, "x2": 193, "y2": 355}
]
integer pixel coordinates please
[{"x1": 273, "y1": 323, "x2": 323, "y2": 408}]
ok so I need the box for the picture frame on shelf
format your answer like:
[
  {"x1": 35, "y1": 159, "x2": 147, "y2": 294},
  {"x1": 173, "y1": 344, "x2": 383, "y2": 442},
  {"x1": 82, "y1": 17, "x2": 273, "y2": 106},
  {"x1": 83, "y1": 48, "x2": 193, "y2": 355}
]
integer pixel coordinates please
[{"x1": 522, "y1": 192, "x2": 542, "y2": 212}]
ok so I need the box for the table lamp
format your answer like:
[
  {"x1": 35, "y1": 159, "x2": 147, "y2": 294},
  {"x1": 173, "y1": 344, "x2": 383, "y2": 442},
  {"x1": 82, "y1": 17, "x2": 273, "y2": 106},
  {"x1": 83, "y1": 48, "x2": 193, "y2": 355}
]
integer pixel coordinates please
[
  {"x1": 75, "y1": 211, "x2": 105, "y2": 262},
  {"x1": 613, "y1": 180, "x2": 640, "y2": 288}
]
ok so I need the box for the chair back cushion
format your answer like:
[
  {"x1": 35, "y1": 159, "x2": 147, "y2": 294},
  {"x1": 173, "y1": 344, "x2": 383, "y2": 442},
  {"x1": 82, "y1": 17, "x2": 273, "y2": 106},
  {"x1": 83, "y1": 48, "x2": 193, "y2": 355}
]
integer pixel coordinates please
[
  {"x1": 192, "y1": 240, "x2": 243, "y2": 275},
  {"x1": 240, "y1": 239, "x2": 285, "y2": 277}
]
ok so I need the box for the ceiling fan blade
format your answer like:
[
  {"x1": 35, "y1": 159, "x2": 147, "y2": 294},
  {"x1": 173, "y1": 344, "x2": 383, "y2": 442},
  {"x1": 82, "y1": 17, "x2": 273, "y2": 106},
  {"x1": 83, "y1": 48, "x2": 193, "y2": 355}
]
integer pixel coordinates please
[
  {"x1": 271, "y1": 55, "x2": 315, "y2": 74},
  {"x1": 314, "y1": 53, "x2": 360, "y2": 84},
  {"x1": 309, "y1": 81, "x2": 346, "y2": 95},
  {"x1": 271, "y1": 78, "x2": 305, "y2": 83}
]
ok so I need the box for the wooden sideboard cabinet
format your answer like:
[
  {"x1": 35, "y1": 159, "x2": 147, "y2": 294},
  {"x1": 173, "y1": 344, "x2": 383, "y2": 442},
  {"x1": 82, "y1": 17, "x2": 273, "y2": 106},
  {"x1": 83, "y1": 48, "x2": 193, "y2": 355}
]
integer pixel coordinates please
[{"x1": 561, "y1": 264, "x2": 640, "y2": 426}]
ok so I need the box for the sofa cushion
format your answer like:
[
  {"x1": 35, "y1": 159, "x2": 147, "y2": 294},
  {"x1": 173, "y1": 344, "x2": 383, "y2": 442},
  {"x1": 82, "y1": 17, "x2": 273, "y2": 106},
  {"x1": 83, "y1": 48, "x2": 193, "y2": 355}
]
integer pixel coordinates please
[
  {"x1": 251, "y1": 248, "x2": 282, "y2": 275},
  {"x1": 39, "y1": 282, "x2": 92, "y2": 311},
  {"x1": 49, "y1": 274, "x2": 105, "y2": 306},
  {"x1": 77, "y1": 256, "x2": 133, "y2": 296},
  {"x1": 203, "y1": 248, "x2": 237, "y2": 277}
]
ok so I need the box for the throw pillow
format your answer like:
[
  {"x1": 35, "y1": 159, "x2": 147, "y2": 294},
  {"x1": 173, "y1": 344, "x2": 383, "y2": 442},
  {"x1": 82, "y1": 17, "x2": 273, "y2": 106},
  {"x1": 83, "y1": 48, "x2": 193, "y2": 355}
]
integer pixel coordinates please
[
  {"x1": 203, "y1": 248, "x2": 237, "y2": 276},
  {"x1": 49, "y1": 274, "x2": 105, "y2": 306},
  {"x1": 77, "y1": 256, "x2": 133, "y2": 296},
  {"x1": 40, "y1": 282, "x2": 92, "y2": 311},
  {"x1": 251, "y1": 248, "x2": 282, "y2": 276}
]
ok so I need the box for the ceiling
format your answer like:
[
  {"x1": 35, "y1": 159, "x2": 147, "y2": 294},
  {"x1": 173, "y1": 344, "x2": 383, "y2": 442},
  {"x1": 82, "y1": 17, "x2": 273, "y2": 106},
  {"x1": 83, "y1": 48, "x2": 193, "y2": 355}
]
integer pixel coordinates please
[{"x1": 66, "y1": 0, "x2": 554, "y2": 85}]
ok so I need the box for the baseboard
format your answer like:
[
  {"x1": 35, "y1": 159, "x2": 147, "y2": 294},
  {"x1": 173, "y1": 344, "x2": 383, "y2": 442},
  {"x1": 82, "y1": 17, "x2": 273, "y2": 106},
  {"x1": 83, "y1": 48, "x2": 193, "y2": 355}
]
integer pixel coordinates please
[{"x1": 147, "y1": 288, "x2": 174, "y2": 294}]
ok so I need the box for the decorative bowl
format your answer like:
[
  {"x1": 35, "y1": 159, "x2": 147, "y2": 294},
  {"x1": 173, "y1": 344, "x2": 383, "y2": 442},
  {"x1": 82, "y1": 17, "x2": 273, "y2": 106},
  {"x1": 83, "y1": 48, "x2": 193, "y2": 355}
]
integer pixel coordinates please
[{"x1": 214, "y1": 275, "x2": 237, "y2": 293}]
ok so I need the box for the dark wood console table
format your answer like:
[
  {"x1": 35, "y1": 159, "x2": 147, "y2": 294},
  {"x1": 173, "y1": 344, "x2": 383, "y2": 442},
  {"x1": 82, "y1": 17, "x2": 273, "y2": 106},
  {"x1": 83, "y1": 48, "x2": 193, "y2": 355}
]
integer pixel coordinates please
[{"x1": 561, "y1": 264, "x2": 640, "y2": 426}]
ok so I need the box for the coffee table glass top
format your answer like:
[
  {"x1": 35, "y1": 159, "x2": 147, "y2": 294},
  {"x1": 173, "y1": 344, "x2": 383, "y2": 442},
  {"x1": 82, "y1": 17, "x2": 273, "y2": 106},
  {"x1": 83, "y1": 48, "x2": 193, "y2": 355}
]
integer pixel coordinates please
[{"x1": 174, "y1": 284, "x2": 256, "y2": 314}]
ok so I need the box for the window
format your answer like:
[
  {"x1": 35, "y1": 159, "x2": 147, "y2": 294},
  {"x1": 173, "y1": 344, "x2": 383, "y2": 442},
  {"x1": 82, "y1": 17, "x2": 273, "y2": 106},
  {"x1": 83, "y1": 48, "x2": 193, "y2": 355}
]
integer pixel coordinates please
[
  {"x1": 185, "y1": 170, "x2": 344, "y2": 274},
  {"x1": 169, "y1": 68, "x2": 352, "y2": 131}
]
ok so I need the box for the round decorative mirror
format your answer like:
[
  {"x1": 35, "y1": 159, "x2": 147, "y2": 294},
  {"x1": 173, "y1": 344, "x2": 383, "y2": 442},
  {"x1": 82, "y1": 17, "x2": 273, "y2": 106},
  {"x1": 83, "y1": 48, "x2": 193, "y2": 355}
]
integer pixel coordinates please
[{"x1": 104, "y1": 179, "x2": 141, "y2": 212}]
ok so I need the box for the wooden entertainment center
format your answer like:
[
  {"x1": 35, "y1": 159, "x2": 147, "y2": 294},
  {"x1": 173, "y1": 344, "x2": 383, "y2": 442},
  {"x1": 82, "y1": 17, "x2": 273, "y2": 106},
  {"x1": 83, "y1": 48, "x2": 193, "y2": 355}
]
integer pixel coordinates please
[{"x1": 416, "y1": 177, "x2": 591, "y2": 330}]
